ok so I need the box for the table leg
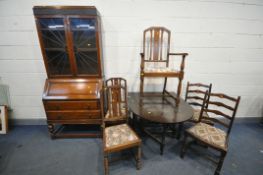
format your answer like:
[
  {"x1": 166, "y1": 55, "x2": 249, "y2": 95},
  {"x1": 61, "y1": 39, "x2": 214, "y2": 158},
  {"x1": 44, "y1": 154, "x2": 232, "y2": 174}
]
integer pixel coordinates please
[
  {"x1": 139, "y1": 117, "x2": 146, "y2": 136},
  {"x1": 129, "y1": 111, "x2": 135, "y2": 128},
  {"x1": 160, "y1": 124, "x2": 167, "y2": 155},
  {"x1": 176, "y1": 123, "x2": 183, "y2": 139}
]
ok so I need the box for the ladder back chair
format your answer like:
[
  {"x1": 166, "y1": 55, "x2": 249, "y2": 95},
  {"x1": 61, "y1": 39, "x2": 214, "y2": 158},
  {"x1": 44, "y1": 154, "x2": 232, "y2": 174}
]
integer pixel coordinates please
[
  {"x1": 180, "y1": 91, "x2": 241, "y2": 175},
  {"x1": 140, "y1": 26, "x2": 188, "y2": 106},
  {"x1": 185, "y1": 82, "x2": 212, "y2": 123},
  {"x1": 103, "y1": 78, "x2": 142, "y2": 175}
]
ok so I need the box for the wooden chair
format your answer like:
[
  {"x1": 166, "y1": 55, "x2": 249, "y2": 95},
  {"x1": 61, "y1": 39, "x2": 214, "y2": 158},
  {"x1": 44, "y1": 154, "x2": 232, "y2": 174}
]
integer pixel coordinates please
[
  {"x1": 185, "y1": 82, "x2": 212, "y2": 123},
  {"x1": 180, "y1": 91, "x2": 241, "y2": 175},
  {"x1": 140, "y1": 26, "x2": 188, "y2": 106},
  {"x1": 103, "y1": 78, "x2": 142, "y2": 175}
]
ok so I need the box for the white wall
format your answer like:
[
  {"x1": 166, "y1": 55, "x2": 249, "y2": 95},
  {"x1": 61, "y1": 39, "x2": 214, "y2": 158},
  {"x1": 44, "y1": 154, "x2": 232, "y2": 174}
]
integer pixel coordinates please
[{"x1": 0, "y1": 0, "x2": 263, "y2": 119}]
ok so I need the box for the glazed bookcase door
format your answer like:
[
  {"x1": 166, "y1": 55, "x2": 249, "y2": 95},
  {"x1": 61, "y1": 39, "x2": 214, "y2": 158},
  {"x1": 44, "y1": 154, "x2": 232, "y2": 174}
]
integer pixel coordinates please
[
  {"x1": 69, "y1": 17, "x2": 100, "y2": 76},
  {"x1": 37, "y1": 17, "x2": 72, "y2": 77}
]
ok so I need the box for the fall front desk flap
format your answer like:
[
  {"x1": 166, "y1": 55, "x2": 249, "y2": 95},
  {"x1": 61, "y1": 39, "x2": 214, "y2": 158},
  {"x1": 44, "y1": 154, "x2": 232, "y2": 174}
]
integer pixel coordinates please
[{"x1": 43, "y1": 79, "x2": 103, "y2": 100}]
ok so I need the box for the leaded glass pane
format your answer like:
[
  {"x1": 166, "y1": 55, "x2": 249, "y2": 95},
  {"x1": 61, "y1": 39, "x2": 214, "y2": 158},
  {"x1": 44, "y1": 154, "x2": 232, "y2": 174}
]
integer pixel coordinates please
[
  {"x1": 38, "y1": 18, "x2": 71, "y2": 75},
  {"x1": 70, "y1": 18, "x2": 99, "y2": 75}
]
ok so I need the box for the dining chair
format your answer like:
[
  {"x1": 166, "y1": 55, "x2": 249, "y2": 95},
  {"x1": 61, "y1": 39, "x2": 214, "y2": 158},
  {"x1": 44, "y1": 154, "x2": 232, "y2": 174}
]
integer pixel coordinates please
[
  {"x1": 140, "y1": 26, "x2": 188, "y2": 106},
  {"x1": 180, "y1": 91, "x2": 241, "y2": 175},
  {"x1": 185, "y1": 82, "x2": 212, "y2": 124},
  {"x1": 102, "y1": 78, "x2": 142, "y2": 175}
]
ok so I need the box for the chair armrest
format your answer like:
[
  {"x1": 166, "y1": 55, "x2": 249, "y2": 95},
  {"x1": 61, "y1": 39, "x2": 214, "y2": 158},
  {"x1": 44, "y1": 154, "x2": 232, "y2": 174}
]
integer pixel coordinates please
[
  {"x1": 168, "y1": 53, "x2": 188, "y2": 56},
  {"x1": 168, "y1": 53, "x2": 188, "y2": 72}
]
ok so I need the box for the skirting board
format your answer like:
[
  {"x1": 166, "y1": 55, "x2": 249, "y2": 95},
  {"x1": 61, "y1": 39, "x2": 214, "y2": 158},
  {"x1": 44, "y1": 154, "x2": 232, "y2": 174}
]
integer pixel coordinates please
[
  {"x1": 10, "y1": 118, "x2": 46, "y2": 125},
  {"x1": 9, "y1": 117, "x2": 263, "y2": 125}
]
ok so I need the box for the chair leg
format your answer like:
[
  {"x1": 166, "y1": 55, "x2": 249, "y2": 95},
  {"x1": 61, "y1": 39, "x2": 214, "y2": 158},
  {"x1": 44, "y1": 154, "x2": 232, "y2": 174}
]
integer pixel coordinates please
[
  {"x1": 140, "y1": 75, "x2": 144, "y2": 95},
  {"x1": 215, "y1": 151, "x2": 226, "y2": 175},
  {"x1": 104, "y1": 153, "x2": 109, "y2": 175},
  {"x1": 136, "y1": 146, "x2": 142, "y2": 170},
  {"x1": 163, "y1": 77, "x2": 167, "y2": 94},
  {"x1": 176, "y1": 78, "x2": 183, "y2": 106},
  {"x1": 180, "y1": 132, "x2": 189, "y2": 158}
]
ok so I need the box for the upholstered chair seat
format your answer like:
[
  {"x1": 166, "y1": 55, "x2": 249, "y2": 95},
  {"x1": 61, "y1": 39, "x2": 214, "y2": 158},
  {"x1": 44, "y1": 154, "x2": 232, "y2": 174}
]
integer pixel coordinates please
[
  {"x1": 144, "y1": 67, "x2": 178, "y2": 73},
  {"x1": 105, "y1": 124, "x2": 140, "y2": 149},
  {"x1": 187, "y1": 122, "x2": 227, "y2": 151}
]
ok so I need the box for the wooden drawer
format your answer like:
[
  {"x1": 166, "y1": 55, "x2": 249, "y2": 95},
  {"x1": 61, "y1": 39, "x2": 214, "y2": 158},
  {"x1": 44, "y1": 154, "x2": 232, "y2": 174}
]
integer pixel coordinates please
[
  {"x1": 46, "y1": 110, "x2": 101, "y2": 120},
  {"x1": 44, "y1": 101, "x2": 99, "y2": 110}
]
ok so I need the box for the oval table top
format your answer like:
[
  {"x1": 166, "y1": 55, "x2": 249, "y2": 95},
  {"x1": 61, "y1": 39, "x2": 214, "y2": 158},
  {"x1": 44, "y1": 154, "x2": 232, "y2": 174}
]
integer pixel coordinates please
[{"x1": 128, "y1": 92, "x2": 194, "y2": 124}]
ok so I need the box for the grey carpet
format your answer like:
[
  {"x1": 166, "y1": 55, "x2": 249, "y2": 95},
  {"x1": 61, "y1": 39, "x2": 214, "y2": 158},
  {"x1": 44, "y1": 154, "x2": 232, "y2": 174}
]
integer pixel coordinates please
[{"x1": 0, "y1": 122, "x2": 262, "y2": 175}]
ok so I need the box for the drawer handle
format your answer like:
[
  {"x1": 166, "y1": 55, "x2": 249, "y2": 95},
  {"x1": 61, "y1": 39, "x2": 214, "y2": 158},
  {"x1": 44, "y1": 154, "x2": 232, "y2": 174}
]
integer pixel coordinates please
[
  {"x1": 57, "y1": 116, "x2": 62, "y2": 120},
  {"x1": 55, "y1": 106, "x2": 60, "y2": 110}
]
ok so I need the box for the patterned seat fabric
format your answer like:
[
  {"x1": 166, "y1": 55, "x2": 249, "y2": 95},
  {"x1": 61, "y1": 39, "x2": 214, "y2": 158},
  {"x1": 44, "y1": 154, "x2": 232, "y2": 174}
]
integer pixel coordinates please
[
  {"x1": 191, "y1": 109, "x2": 209, "y2": 122},
  {"x1": 187, "y1": 122, "x2": 227, "y2": 150},
  {"x1": 105, "y1": 124, "x2": 139, "y2": 148},
  {"x1": 144, "y1": 66, "x2": 178, "y2": 73}
]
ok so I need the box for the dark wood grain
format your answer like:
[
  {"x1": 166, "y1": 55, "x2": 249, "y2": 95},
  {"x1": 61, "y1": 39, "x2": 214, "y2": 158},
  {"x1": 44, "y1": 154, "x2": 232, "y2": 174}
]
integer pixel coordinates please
[
  {"x1": 34, "y1": 6, "x2": 104, "y2": 138},
  {"x1": 128, "y1": 92, "x2": 193, "y2": 155},
  {"x1": 128, "y1": 92, "x2": 193, "y2": 124}
]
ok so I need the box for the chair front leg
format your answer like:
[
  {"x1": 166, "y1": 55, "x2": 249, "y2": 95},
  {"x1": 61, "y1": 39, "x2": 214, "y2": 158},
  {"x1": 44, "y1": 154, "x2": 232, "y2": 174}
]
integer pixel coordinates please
[
  {"x1": 136, "y1": 145, "x2": 142, "y2": 170},
  {"x1": 140, "y1": 75, "x2": 144, "y2": 95},
  {"x1": 180, "y1": 132, "x2": 189, "y2": 158},
  {"x1": 215, "y1": 151, "x2": 226, "y2": 175},
  {"x1": 104, "y1": 153, "x2": 109, "y2": 175},
  {"x1": 163, "y1": 77, "x2": 167, "y2": 94},
  {"x1": 176, "y1": 77, "x2": 183, "y2": 106}
]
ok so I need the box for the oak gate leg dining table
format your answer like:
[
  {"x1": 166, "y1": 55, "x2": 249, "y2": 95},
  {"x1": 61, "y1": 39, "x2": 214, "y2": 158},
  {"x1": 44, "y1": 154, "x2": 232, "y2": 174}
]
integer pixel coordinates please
[{"x1": 128, "y1": 92, "x2": 194, "y2": 155}]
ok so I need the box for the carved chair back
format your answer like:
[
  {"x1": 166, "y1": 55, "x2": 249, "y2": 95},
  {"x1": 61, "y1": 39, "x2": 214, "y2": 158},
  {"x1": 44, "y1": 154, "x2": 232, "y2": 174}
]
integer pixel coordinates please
[
  {"x1": 200, "y1": 92, "x2": 241, "y2": 138},
  {"x1": 143, "y1": 26, "x2": 171, "y2": 63},
  {"x1": 105, "y1": 78, "x2": 128, "y2": 123}
]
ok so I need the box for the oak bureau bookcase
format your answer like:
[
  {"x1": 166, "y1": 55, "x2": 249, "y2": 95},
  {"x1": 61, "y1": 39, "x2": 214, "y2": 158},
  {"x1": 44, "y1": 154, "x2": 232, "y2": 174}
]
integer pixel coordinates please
[{"x1": 33, "y1": 6, "x2": 104, "y2": 138}]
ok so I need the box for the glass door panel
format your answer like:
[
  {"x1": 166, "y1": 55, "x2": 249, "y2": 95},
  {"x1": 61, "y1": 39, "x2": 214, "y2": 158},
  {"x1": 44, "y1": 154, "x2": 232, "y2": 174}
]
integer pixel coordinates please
[
  {"x1": 38, "y1": 18, "x2": 71, "y2": 75},
  {"x1": 70, "y1": 18, "x2": 99, "y2": 75}
]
